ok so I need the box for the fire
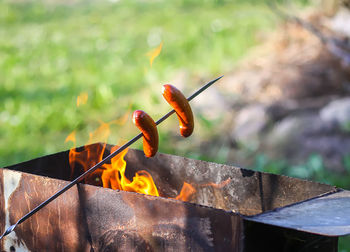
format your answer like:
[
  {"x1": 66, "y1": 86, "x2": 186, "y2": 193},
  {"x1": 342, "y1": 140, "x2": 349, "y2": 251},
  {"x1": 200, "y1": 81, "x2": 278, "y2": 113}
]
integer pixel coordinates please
[
  {"x1": 67, "y1": 142, "x2": 160, "y2": 196},
  {"x1": 66, "y1": 138, "x2": 230, "y2": 201},
  {"x1": 69, "y1": 143, "x2": 107, "y2": 185},
  {"x1": 77, "y1": 92, "x2": 88, "y2": 107},
  {"x1": 87, "y1": 120, "x2": 112, "y2": 144},
  {"x1": 65, "y1": 130, "x2": 76, "y2": 146},
  {"x1": 66, "y1": 138, "x2": 229, "y2": 201},
  {"x1": 200, "y1": 178, "x2": 231, "y2": 189},
  {"x1": 65, "y1": 115, "x2": 160, "y2": 196},
  {"x1": 101, "y1": 145, "x2": 159, "y2": 196},
  {"x1": 174, "y1": 179, "x2": 231, "y2": 202},
  {"x1": 147, "y1": 41, "x2": 163, "y2": 67},
  {"x1": 176, "y1": 182, "x2": 196, "y2": 201},
  {"x1": 65, "y1": 111, "x2": 229, "y2": 201}
]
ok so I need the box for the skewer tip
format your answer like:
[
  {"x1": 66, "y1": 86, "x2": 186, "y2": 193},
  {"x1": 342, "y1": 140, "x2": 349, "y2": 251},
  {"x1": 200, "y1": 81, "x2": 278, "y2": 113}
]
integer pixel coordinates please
[{"x1": 214, "y1": 75, "x2": 224, "y2": 81}]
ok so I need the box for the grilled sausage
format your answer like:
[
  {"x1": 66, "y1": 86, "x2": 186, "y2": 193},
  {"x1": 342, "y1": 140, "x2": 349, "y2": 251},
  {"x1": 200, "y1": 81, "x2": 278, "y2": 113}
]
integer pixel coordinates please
[
  {"x1": 132, "y1": 110, "x2": 159, "y2": 157},
  {"x1": 162, "y1": 84, "x2": 194, "y2": 137}
]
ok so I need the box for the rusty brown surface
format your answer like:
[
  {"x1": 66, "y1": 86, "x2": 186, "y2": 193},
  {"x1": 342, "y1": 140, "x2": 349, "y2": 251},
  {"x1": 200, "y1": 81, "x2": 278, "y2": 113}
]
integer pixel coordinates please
[
  {"x1": 7, "y1": 171, "x2": 90, "y2": 251},
  {"x1": 5, "y1": 143, "x2": 337, "y2": 216},
  {"x1": 0, "y1": 168, "x2": 243, "y2": 252},
  {"x1": 124, "y1": 148, "x2": 337, "y2": 215},
  {"x1": 81, "y1": 184, "x2": 243, "y2": 251},
  {"x1": 0, "y1": 143, "x2": 342, "y2": 251}
]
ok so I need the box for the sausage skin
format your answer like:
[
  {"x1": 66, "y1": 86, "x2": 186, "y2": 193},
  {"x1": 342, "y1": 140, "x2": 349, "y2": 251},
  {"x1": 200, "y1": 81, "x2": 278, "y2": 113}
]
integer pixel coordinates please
[
  {"x1": 162, "y1": 84, "x2": 194, "y2": 137},
  {"x1": 132, "y1": 110, "x2": 159, "y2": 157}
]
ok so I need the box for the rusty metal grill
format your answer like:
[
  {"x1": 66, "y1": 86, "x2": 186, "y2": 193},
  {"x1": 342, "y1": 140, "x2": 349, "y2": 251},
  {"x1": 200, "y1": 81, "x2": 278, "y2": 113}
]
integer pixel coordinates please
[{"x1": 0, "y1": 143, "x2": 348, "y2": 251}]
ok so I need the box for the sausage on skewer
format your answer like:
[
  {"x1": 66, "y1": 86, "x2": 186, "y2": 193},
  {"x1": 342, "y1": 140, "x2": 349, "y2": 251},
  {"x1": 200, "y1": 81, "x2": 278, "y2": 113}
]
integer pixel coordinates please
[
  {"x1": 132, "y1": 110, "x2": 159, "y2": 157},
  {"x1": 162, "y1": 84, "x2": 194, "y2": 137}
]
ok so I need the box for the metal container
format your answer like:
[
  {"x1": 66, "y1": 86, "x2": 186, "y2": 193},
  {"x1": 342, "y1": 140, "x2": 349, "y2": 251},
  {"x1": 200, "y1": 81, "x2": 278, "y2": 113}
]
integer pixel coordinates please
[{"x1": 0, "y1": 143, "x2": 348, "y2": 251}]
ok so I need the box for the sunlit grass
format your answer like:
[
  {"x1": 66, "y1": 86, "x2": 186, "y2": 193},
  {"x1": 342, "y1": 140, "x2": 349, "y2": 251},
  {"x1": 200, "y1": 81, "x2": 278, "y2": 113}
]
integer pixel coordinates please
[{"x1": 0, "y1": 0, "x2": 281, "y2": 166}]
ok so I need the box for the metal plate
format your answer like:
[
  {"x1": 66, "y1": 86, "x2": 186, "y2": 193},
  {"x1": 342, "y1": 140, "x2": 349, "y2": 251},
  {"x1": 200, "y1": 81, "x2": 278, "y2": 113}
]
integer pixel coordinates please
[{"x1": 245, "y1": 190, "x2": 350, "y2": 236}]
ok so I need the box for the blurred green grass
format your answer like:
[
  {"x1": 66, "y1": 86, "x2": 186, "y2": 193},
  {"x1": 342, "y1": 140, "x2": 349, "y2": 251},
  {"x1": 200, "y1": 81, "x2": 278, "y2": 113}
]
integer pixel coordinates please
[{"x1": 0, "y1": 0, "x2": 281, "y2": 166}]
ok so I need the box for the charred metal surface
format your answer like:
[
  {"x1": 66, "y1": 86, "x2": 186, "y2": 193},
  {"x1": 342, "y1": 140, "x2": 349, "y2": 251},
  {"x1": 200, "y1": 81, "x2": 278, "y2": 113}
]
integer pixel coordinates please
[
  {"x1": 0, "y1": 168, "x2": 243, "y2": 252},
  {"x1": 81, "y1": 183, "x2": 243, "y2": 252},
  {"x1": 245, "y1": 190, "x2": 350, "y2": 236},
  {"x1": 123, "y1": 146, "x2": 337, "y2": 215},
  {"x1": 5, "y1": 143, "x2": 337, "y2": 215},
  {"x1": 0, "y1": 143, "x2": 344, "y2": 251},
  {"x1": 243, "y1": 221, "x2": 338, "y2": 252},
  {"x1": 0, "y1": 168, "x2": 90, "y2": 251},
  {"x1": 4, "y1": 144, "x2": 85, "y2": 181}
]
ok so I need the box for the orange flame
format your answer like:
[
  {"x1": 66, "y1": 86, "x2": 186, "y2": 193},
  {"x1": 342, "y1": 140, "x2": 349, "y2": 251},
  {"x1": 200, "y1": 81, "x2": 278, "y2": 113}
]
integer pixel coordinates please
[
  {"x1": 175, "y1": 179, "x2": 231, "y2": 202},
  {"x1": 102, "y1": 145, "x2": 159, "y2": 196},
  {"x1": 147, "y1": 42, "x2": 163, "y2": 67},
  {"x1": 77, "y1": 92, "x2": 88, "y2": 107},
  {"x1": 68, "y1": 143, "x2": 107, "y2": 185},
  {"x1": 175, "y1": 182, "x2": 196, "y2": 202},
  {"x1": 67, "y1": 142, "x2": 160, "y2": 196},
  {"x1": 88, "y1": 120, "x2": 112, "y2": 144},
  {"x1": 65, "y1": 109, "x2": 229, "y2": 201},
  {"x1": 200, "y1": 178, "x2": 231, "y2": 189},
  {"x1": 65, "y1": 130, "x2": 76, "y2": 147},
  {"x1": 65, "y1": 113, "x2": 160, "y2": 196}
]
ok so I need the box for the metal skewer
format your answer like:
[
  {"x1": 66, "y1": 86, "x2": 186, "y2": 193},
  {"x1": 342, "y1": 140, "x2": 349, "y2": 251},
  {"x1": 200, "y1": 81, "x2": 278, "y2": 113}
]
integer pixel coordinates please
[{"x1": 0, "y1": 75, "x2": 223, "y2": 240}]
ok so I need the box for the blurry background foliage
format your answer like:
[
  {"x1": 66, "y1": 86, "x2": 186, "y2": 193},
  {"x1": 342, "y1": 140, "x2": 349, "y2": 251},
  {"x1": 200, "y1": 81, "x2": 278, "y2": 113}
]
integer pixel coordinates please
[{"x1": 0, "y1": 0, "x2": 291, "y2": 165}]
